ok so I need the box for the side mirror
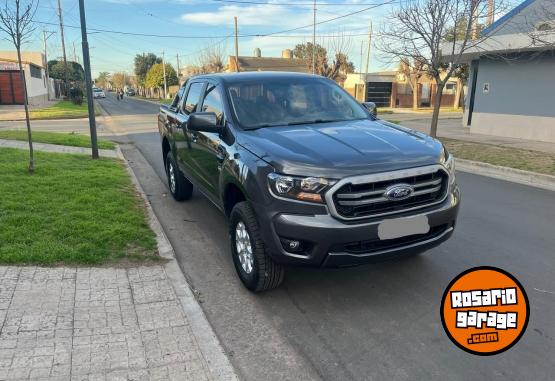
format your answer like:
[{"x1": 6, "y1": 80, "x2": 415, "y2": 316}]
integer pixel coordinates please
[
  {"x1": 160, "y1": 104, "x2": 169, "y2": 112},
  {"x1": 362, "y1": 102, "x2": 378, "y2": 118},
  {"x1": 186, "y1": 112, "x2": 221, "y2": 133}
]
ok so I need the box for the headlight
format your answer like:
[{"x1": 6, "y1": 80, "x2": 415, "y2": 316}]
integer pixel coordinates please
[
  {"x1": 442, "y1": 147, "x2": 456, "y2": 183},
  {"x1": 267, "y1": 173, "x2": 335, "y2": 203}
]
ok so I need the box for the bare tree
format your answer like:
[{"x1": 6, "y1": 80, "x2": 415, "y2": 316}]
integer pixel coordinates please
[
  {"x1": 0, "y1": 0, "x2": 38, "y2": 171},
  {"x1": 399, "y1": 57, "x2": 426, "y2": 110},
  {"x1": 525, "y1": 0, "x2": 555, "y2": 47},
  {"x1": 378, "y1": 0, "x2": 505, "y2": 137},
  {"x1": 197, "y1": 43, "x2": 227, "y2": 74}
]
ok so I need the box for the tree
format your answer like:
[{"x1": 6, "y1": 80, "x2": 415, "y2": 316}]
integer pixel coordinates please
[
  {"x1": 378, "y1": 0, "x2": 505, "y2": 137},
  {"x1": 197, "y1": 44, "x2": 226, "y2": 74},
  {"x1": 95, "y1": 72, "x2": 110, "y2": 88},
  {"x1": 111, "y1": 72, "x2": 130, "y2": 89},
  {"x1": 0, "y1": 0, "x2": 38, "y2": 172},
  {"x1": 293, "y1": 37, "x2": 355, "y2": 83},
  {"x1": 399, "y1": 57, "x2": 426, "y2": 110},
  {"x1": 48, "y1": 60, "x2": 84, "y2": 82},
  {"x1": 134, "y1": 53, "x2": 161, "y2": 87},
  {"x1": 144, "y1": 63, "x2": 178, "y2": 97}
]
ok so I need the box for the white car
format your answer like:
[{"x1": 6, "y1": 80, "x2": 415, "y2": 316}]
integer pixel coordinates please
[{"x1": 92, "y1": 88, "x2": 106, "y2": 98}]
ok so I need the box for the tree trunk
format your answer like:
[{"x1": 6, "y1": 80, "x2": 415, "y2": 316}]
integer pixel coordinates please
[
  {"x1": 16, "y1": 48, "x2": 34, "y2": 172},
  {"x1": 453, "y1": 78, "x2": 462, "y2": 109},
  {"x1": 430, "y1": 82, "x2": 445, "y2": 138},
  {"x1": 412, "y1": 79, "x2": 419, "y2": 110},
  {"x1": 460, "y1": 83, "x2": 466, "y2": 113}
]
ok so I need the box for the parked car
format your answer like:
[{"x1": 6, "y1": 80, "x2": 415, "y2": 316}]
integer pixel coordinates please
[
  {"x1": 125, "y1": 88, "x2": 136, "y2": 96},
  {"x1": 92, "y1": 88, "x2": 105, "y2": 98},
  {"x1": 158, "y1": 72, "x2": 460, "y2": 292}
]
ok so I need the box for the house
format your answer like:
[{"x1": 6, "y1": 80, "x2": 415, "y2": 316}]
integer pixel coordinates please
[
  {"x1": 443, "y1": 0, "x2": 555, "y2": 142},
  {"x1": 0, "y1": 51, "x2": 55, "y2": 106},
  {"x1": 227, "y1": 49, "x2": 311, "y2": 73},
  {"x1": 344, "y1": 71, "x2": 460, "y2": 108}
]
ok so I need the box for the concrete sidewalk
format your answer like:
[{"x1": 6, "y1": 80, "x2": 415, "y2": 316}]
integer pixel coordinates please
[
  {"x1": 0, "y1": 266, "x2": 212, "y2": 380},
  {"x1": 0, "y1": 102, "x2": 59, "y2": 122},
  {"x1": 386, "y1": 112, "x2": 555, "y2": 154}
]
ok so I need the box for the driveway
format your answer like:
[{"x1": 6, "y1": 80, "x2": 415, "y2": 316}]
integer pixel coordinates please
[{"x1": 100, "y1": 93, "x2": 555, "y2": 381}]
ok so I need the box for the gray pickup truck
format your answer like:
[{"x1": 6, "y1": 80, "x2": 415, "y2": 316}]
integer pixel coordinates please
[{"x1": 158, "y1": 72, "x2": 460, "y2": 292}]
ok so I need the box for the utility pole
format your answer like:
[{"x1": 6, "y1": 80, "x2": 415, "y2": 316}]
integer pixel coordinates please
[
  {"x1": 161, "y1": 50, "x2": 167, "y2": 99},
  {"x1": 364, "y1": 22, "x2": 372, "y2": 77},
  {"x1": 42, "y1": 30, "x2": 55, "y2": 101},
  {"x1": 176, "y1": 53, "x2": 180, "y2": 83},
  {"x1": 57, "y1": 0, "x2": 69, "y2": 95},
  {"x1": 78, "y1": 0, "x2": 99, "y2": 159},
  {"x1": 487, "y1": 0, "x2": 495, "y2": 26},
  {"x1": 312, "y1": 0, "x2": 316, "y2": 75},
  {"x1": 234, "y1": 17, "x2": 240, "y2": 72}
]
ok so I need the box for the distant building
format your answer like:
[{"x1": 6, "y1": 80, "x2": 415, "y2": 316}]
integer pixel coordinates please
[
  {"x1": 0, "y1": 51, "x2": 55, "y2": 106},
  {"x1": 442, "y1": 0, "x2": 555, "y2": 142},
  {"x1": 344, "y1": 71, "x2": 460, "y2": 109},
  {"x1": 227, "y1": 49, "x2": 310, "y2": 73}
]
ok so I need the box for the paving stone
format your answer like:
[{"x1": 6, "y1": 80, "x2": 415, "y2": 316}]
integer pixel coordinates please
[{"x1": 0, "y1": 265, "x2": 212, "y2": 380}]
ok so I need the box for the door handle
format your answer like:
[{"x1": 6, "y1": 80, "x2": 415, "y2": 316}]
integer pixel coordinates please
[{"x1": 216, "y1": 145, "x2": 226, "y2": 164}]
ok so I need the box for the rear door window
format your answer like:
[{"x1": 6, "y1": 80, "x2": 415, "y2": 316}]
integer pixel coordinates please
[{"x1": 183, "y1": 82, "x2": 205, "y2": 115}]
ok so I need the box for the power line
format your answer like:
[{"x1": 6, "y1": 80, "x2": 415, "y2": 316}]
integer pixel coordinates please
[
  {"x1": 208, "y1": 0, "x2": 391, "y2": 6},
  {"x1": 34, "y1": 0, "x2": 394, "y2": 40}
]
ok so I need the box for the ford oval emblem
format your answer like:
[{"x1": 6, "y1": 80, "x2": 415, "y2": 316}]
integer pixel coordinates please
[{"x1": 384, "y1": 183, "x2": 414, "y2": 201}]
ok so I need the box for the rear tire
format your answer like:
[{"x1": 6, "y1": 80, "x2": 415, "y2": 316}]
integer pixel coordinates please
[
  {"x1": 229, "y1": 201, "x2": 284, "y2": 292},
  {"x1": 165, "y1": 152, "x2": 193, "y2": 201}
]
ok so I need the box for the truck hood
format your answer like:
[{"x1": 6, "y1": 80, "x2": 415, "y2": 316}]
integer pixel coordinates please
[{"x1": 237, "y1": 119, "x2": 444, "y2": 178}]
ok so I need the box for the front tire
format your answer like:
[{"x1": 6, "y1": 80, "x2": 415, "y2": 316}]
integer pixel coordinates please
[
  {"x1": 165, "y1": 152, "x2": 193, "y2": 201},
  {"x1": 229, "y1": 202, "x2": 284, "y2": 292}
]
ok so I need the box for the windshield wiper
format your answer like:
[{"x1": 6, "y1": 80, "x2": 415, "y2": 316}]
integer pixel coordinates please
[{"x1": 286, "y1": 119, "x2": 340, "y2": 126}]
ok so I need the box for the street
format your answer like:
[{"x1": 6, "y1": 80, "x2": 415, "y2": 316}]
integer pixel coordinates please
[{"x1": 97, "y1": 93, "x2": 554, "y2": 381}]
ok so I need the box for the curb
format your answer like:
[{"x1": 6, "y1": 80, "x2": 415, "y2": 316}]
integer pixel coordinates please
[
  {"x1": 116, "y1": 146, "x2": 239, "y2": 381},
  {"x1": 456, "y1": 158, "x2": 555, "y2": 192}
]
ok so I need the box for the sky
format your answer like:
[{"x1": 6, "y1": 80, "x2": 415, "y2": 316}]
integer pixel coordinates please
[{"x1": 0, "y1": 0, "x2": 519, "y2": 78}]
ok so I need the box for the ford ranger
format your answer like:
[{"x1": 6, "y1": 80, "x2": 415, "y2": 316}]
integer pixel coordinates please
[{"x1": 158, "y1": 72, "x2": 459, "y2": 292}]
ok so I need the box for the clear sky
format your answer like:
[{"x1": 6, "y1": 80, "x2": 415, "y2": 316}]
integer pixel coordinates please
[{"x1": 0, "y1": 0, "x2": 518, "y2": 78}]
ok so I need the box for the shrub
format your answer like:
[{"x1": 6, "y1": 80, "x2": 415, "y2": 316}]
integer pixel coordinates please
[{"x1": 69, "y1": 86, "x2": 84, "y2": 105}]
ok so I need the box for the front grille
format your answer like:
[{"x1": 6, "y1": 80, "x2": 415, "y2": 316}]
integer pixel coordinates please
[
  {"x1": 330, "y1": 224, "x2": 450, "y2": 255},
  {"x1": 331, "y1": 168, "x2": 448, "y2": 219}
]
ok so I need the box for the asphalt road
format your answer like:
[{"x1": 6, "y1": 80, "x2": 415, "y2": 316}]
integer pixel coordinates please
[{"x1": 98, "y1": 93, "x2": 555, "y2": 381}]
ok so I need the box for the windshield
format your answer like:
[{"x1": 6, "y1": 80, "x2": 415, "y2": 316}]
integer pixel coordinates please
[
  {"x1": 227, "y1": 77, "x2": 369, "y2": 129},
  {"x1": 93, "y1": 89, "x2": 102, "y2": 92}
]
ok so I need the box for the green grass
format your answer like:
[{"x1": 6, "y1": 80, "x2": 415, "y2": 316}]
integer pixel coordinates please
[
  {"x1": 441, "y1": 138, "x2": 555, "y2": 176},
  {"x1": 0, "y1": 130, "x2": 115, "y2": 150},
  {"x1": 30, "y1": 100, "x2": 100, "y2": 120},
  {"x1": 386, "y1": 120, "x2": 401, "y2": 125},
  {"x1": 0, "y1": 148, "x2": 158, "y2": 265}
]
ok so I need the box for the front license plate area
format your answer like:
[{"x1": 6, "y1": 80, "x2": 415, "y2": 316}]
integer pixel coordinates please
[{"x1": 378, "y1": 215, "x2": 430, "y2": 240}]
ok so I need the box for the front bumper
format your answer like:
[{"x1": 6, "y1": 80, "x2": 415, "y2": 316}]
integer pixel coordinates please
[{"x1": 258, "y1": 187, "x2": 460, "y2": 267}]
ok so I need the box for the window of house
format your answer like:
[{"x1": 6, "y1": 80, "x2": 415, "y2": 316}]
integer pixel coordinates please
[
  {"x1": 183, "y1": 82, "x2": 204, "y2": 114},
  {"x1": 30, "y1": 64, "x2": 42, "y2": 79},
  {"x1": 201, "y1": 85, "x2": 224, "y2": 125},
  {"x1": 444, "y1": 83, "x2": 456, "y2": 95}
]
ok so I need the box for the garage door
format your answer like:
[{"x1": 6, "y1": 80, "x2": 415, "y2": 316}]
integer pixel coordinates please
[
  {"x1": 0, "y1": 71, "x2": 24, "y2": 105},
  {"x1": 366, "y1": 82, "x2": 392, "y2": 107}
]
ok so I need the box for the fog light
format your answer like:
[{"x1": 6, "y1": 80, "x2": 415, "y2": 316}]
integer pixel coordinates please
[{"x1": 280, "y1": 238, "x2": 304, "y2": 253}]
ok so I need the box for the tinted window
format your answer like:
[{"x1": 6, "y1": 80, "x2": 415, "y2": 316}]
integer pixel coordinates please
[
  {"x1": 183, "y1": 82, "x2": 204, "y2": 114},
  {"x1": 227, "y1": 77, "x2": 368, "y2": 129},
  {"x1": 171, "y1": 87, "x2": 186, "y2": 109},
  {"x1": 201, "y1": 85, "x2": 224, "y2": 125}
]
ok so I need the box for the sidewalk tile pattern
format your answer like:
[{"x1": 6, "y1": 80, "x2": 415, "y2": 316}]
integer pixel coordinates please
[{"x1": 0, "y1": 266, "x2": 211, "y2": 380}]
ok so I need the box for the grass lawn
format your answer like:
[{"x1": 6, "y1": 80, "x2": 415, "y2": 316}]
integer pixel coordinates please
[
  {"x1": 136, "y1": 96, "x2": 172, "y2": 105},
  {"x1": 0, "y1": 130, "x2": 115, "y2": 150},
  {"x1": 30, "y1": 100, "x2": 100, "y2": 120},
  {"x1": 440, "y1": 138, "x2": 555, "y2": 176},
  {"x1": 0, "y1": 148, "x2": 158, "y2": 265}
]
